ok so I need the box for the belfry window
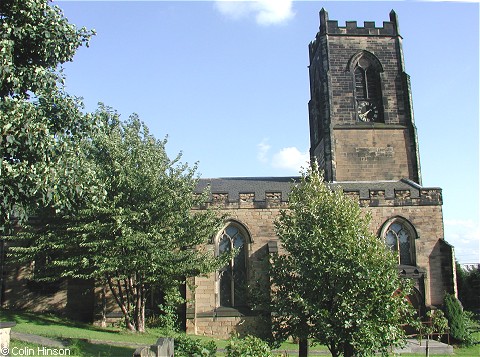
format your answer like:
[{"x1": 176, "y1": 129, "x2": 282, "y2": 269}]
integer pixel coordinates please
[
  {"x1": 354, "y1": 63, "x2": 381, "y2": 100},
  {"x1": 383, "y1": 220, "x2": 416, "y2": 266},
  {"x1": 352, "y1": 53, "x2": 384, "y2": 123},
  {"x1": 217, "y1": 223, "x2": 248, "y2": 308}
]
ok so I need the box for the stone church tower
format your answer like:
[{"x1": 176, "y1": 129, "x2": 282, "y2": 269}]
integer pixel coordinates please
[
  {"x1": 308, "y1": 9, "x2": 421, "y2": 185},
  {"x1": 186, "y1": 9, "x2": 457, "y2": 338}
]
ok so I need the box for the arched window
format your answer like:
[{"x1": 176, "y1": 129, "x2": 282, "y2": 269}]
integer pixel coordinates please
[
  {"x1": 217, "y1": 223, "x2": 248, "y2": 308},
  {"x1": 350, "y1": 52, "x2": 384, "y2": 123},
  {"x1": 382, "y1": 218, "x2": 417, "y2": 266},
  {"x1": 354, "y1": 60, "x2": 381, "y2": 100}
]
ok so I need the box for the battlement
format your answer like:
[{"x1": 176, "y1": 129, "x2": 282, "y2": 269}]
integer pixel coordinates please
[
  {"x1": 194, "y1": 178, "x2": 442, "y2": 209},
  {"x1": 320, "y1": 8, "x2": 399, "y2": 36},
  {"x1": 310, "y1": 8, "x2": 400, "y2": 59},
  {"x1": 325, "y1": 19, "x2": 397, "y2": 35}
]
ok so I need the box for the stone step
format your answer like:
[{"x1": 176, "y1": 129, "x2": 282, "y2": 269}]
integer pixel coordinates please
[{"x1": 394, "y1": 339, "x2": 454, "y2": 355}]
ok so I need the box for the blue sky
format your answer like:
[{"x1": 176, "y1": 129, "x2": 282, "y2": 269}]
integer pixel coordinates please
[{"x1": 57, "y1": 0, "x2": 479, "y2": 264}]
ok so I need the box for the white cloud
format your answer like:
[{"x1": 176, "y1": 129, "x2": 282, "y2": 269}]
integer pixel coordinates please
[
  {"x1": 214, "y1": 0, "x2": 295, "y2": 26},
  {"x1": 444, "y1": 219, "x2": 480, "y2": 264},
  {"x1": 257, "y1": 138, "x2": 271, "y2": 163},
  {"x1": 256, "y1": 139, "x2": 308, "y2": 173},
  {"x1": 271, "y1": 146, "x2": 309, "y2": 172}
]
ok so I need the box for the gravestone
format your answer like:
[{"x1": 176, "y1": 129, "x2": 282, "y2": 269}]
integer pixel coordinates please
[
  {"x1": 152, "y1": 338, "x2": 174, "y2": 357},
  {"x1": 132, "y1": 337, "x2": 174, "y2": 357},
  {"x1": 0, "y1": 322, "x2": 16, "y2": 356}
]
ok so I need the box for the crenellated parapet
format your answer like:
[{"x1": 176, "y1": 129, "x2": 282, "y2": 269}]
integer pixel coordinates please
[
  {"x1": 332, "y1": 179, "x2": 442, "y2": 207},
  {"x1": 309, "y1": 8, "x2": 400, "y2": 62},
  {"x1": 195, "y1": 177, "x2": 293, "y2": 209},
  {"x1": 194, "y1": 177, "x2": 442, "y2": 209}
]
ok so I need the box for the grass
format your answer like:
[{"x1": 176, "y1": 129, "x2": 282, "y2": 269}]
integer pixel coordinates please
[
  {"x1": 1, "y1": 309, "x2": 479, "y2": 356},
  {"x1": 1, "y1": 310, "x2": 161, "y2": 344},
  {"x1": 9, "y1": 339, "x2": 133, "y2": 357}
]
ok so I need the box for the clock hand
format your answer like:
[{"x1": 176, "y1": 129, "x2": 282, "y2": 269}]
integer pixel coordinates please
[{"x1": 359, "y1": 109, "x2": 372, "y2": 121}]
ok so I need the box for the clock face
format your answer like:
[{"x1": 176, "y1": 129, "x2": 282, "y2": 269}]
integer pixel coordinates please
[{"x1": 357, "y1": 101, "x2": 379, "y2": 122}]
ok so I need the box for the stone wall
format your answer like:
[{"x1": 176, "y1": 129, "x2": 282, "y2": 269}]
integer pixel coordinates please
[
  {"x1": 188, "y1": 178, "x2": 455, "y2": 337},
  {"x1": 2, "y1": 263, "x2": 95, "y2": 322},
  {"x1": 2, "y1": 264, "x2": 68, "y2": 312},
  {"x1": 333, "y1": 127, "x2": 417, "y2": 182}
]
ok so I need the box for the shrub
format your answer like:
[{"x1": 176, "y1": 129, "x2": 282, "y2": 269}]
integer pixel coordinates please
[
  {"x1": 425, "y1": 309, "x2": 448, "y2": 340},
  {"x1": 225, "y1": 335, "x2": 273, "y2": 357},
  {"x1": 173, "y1": 334, "x2": 216, "y2": 357},
  {"x1": 442, "y1": 293, "x2": 476, "y2": 345}
]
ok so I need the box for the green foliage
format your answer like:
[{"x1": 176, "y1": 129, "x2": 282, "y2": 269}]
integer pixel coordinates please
[
  {"x1": 0, "y1": 0, "x2": 94, "y2": 98},
  {"x1": 270, "y1": 164, "x2": 415, "y2": 357},
  {"x1": 443, "y1": 293, "x2": 467, "y2": 342},
  {"x1": 1, "y1": 0, "x2": 97, "y2": 232},
  {"x1": 146, "y1": 288, "x2": 183, "y2": 331},
  {"x1": 225, "y1": 335, "x2": 273, "y2": 357},
  {"x1": 443, "y1": 293, "x2": 477, "y2": 345},
  {"x1": 9, "y1": 107, "x2": 223, "y2": 332},
  {"x1": 456, "y1": 264, "x2": 480, "y2": 310},
  {"x1": 421, "y1": 309, "x2": 449, "y2": 341},
  {"x1": 174, "y1": 335, "x2": 216, "y2": 357}
]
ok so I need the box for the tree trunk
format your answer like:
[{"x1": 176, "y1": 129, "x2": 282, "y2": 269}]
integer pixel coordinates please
[
  {"x1": 135, "y1": 285, "x2": 146, "y2": 333},
  {"x1": 328, "y1": 342, "x2": 339, "y2": 357},
  {"x1": 106, "y1": 274, "x2": 136, "y2": 331},
  {"x1": 425, "y1": 334, "x2": 430, "y2": 357},
  {"x1": 100, "y1": 283, "x2": 107, "y2": 328},
  {"x1": 343, "y1": 342, "x2": 355, "y2": 357},
  {"x1": 299, "y1": 338, "x2": 309, "y2": 357}
]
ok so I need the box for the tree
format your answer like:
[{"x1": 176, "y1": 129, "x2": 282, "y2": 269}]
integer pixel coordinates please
[
  {"x1": 11, "y1": 107, "x2": 223, "y2": 332},
  {"x1": 1, "y1": 0, "x2": 97, "y2": 232},
  {"x1": 456, "y1": 263, "x2": 480, "y2": 310},
  {"x1": 270, "y1": 165, "x2": 414, "y2": 357}
]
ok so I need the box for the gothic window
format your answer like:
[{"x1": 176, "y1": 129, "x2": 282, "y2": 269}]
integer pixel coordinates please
[
  {"x1": 351, "y1": 53, "x2": 384, "y2": 123},
  {"x1": 217, "y1": 223, "x2": 248, "y2": 308},
  {"x1": 383, "y1": 219, "x2": 416, "y2": 266},
  {"x1": 354, "y1": 57, "x2": 382, "y2": 101}
]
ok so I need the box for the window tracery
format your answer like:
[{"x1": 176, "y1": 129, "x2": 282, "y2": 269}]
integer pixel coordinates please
[
  {"x1": 383, "y1": 219, "x2": 416, "y2": 266},
  {"x1": 217, "y1": 223, "x2": 248, "y2": 308}
]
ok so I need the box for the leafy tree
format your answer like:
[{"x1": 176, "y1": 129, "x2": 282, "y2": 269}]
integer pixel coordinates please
[
  {"x1": 11, "y1": 107, "x2": 223, "y2": 332},
  {"x1": 1, "y1": 0, "x2": 96, "y2": 232},
  {"x1": 270, "y1": 165, "x2": 415, "y2": 357},
  {"x1": 456, "y1": 263, "x2": 480, "y2": 310}
]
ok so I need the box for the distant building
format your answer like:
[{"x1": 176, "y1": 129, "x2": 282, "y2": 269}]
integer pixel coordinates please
[{"x1": 461, "y1": 263, "x2": 480, "y2": 272}]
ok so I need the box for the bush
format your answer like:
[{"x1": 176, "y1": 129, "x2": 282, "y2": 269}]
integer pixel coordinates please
[
  {"x1": 442, "y1": 293, "x2": 476, "y2": 345},
  {"x1": 424, "y1": 309, "x2": 448, "y2": 341},
  {"x1": 225, "y1": 335, "x2": 273, "y2": 357},
  {"x1": 456, "y1": 264, "x2": 480, "y2": 310},
  {"x1": 173, "y1": 334, "x2": 216, "y2": 357}
]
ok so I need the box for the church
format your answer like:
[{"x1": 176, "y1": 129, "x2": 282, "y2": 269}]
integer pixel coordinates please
[
  {"x1": 0, "y1": 9, "x2": 457, "y2": 337},
  {"x1": 186, "y1": 9, "x2": 457, "y2": 338}
]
